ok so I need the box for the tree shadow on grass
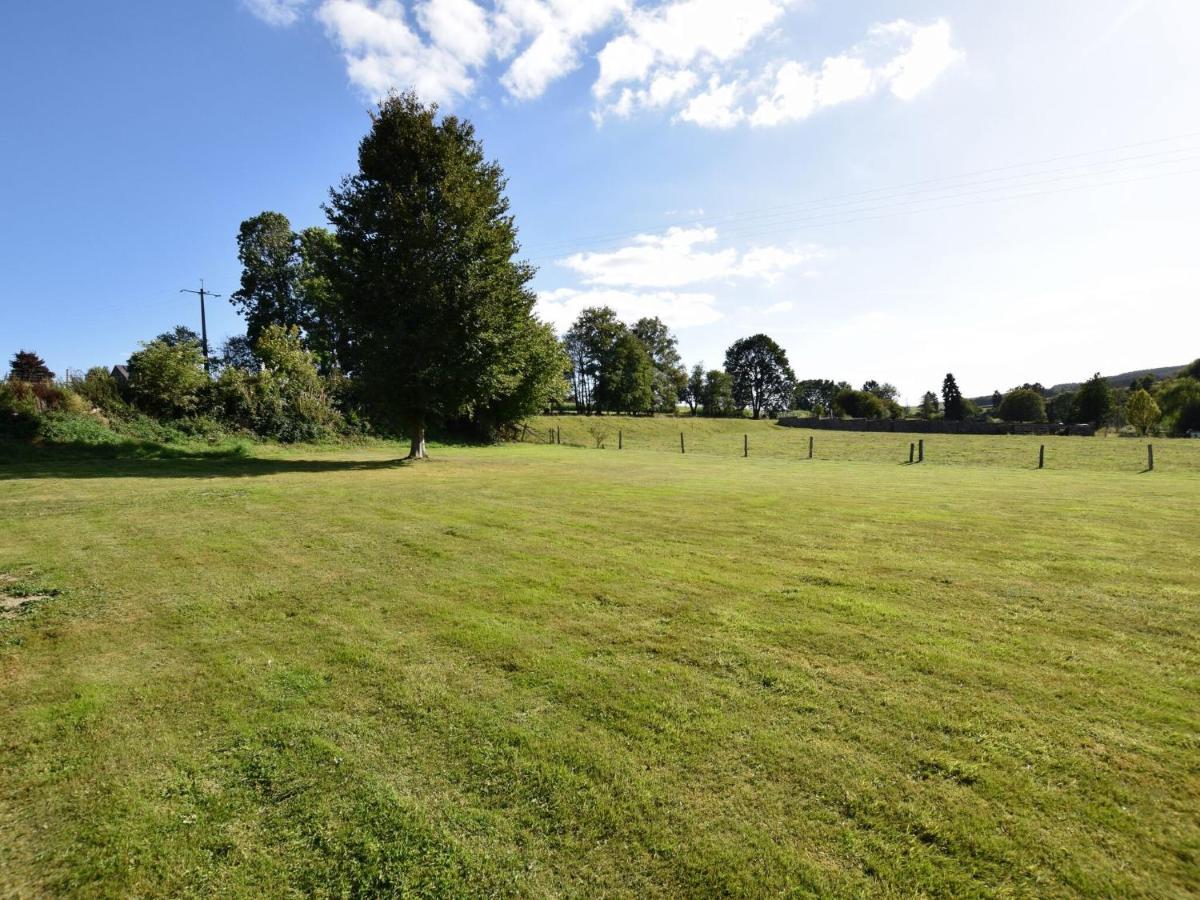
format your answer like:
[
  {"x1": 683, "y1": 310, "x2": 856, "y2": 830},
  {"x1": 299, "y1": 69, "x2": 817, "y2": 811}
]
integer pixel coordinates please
[{"x1": 0, "y1": 439, "x2": 412, "y2": 481}]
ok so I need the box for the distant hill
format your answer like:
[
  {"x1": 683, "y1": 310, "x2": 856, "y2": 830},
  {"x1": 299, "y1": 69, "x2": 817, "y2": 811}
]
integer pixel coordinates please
[{"x1": 971, "y1": 364, "x2": 1189, "y2": 407}]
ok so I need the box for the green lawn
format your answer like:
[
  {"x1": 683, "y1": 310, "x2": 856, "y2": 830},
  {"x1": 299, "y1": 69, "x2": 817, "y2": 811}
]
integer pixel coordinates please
[
  {"x1": 2, "y1": 429, "x2": 1198, "y2": 896},
  {"x1": 527, "y1": 414, "x2": 1200, "y2": 473}
]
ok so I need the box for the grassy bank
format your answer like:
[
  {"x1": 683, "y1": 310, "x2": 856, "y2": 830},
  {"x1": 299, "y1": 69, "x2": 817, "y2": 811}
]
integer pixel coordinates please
[
  {"x1": 1, "y1": 440, "x2": 1197, "y2": 896},
  {"x1": 527, "y1": 414, "x2": 1200, "y2": 473}
]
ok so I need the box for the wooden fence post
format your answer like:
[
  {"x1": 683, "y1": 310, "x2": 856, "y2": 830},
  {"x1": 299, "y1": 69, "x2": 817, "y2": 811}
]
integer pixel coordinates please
[
  {"x1": 618, "y1": 430, "x2": 622, "y2": 450},
  {"x1": 1039, "y1": 445, "x2": 1045, "y2": 469},
  {"x1": 909, "y1": 443, "x2": 915, "y2": 464},
  {"x1": 680, "y1": 432, "x2": 685, "y2": 454},
  {"x1": 1148, "y1": 444, "x2": 1154, "y2": 471},
  {"x1": 548, "y1": 428, "x2": 553, "y2": 444},
  {"x1": 918, "y1": 439, "x2": 924, "y2": 463},
  {"x1": 744, "y1": 434, "x2": 748, "y2": 458},
  {"x1": 557, "y1": 426, "x2": 561, "y2": 445},
  {"x1": 808, "y1": 436, "x2": 814, "y2": 460}
]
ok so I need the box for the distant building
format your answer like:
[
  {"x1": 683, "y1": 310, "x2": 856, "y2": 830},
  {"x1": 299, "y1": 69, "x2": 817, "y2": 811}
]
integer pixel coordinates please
[{"x1": 111, "y1": 365, "x2": 129, "y2": 387}]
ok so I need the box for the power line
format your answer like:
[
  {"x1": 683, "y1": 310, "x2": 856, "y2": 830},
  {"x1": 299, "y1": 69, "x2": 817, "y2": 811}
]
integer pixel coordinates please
[
  {"x1": 524, "y1": 130, "x2": 1200, "y2": 259},
  {"x1": 525, "y1": 153, "x2": 1200, "y2": 263}
]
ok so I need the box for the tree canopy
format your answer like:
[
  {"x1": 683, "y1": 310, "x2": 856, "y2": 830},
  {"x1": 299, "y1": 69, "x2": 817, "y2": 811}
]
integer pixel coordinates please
[
  {"x1": 324, "y1": 92, "x2": 563, "y2": 456},
  {"x1": 724, "y1": 334, "x2": 795, "y2": 419},
  {"x1": 8, "y1": 351, "x2": 54, "y2": 384},
  {"x1": 1072, "y1": 373, "x2": 1115, "y2": 426},
  {"x1": 942, "y1": 373, "x2": 965, "y2": 421},
  {"x1": 997, "y1": 388, "x2": 1046, "y2": 423},
  {"x1": 1124, "y1": 388, "x2": 1161, "y2": 435}
]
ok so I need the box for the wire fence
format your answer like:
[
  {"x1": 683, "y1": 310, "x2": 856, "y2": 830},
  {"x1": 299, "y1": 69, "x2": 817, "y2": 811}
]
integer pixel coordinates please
[{"x1": 518, "y1": 420, "x2": 1200, "y2": 474}]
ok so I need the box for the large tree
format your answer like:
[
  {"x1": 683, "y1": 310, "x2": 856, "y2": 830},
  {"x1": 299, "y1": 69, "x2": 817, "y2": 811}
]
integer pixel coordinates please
[
  {"x1": 563, "y1": 306, "x2": 624, "y2": 414},
  {"x1": 231, "y1": 211, "x2": 304, "y2": 346},
  {"x1": 794, "y1": 378, "x2": 846, "y2": 415},
  {"x1": 631, "y1": 317, "x2": 686, "y2": 413},
  {"x1": 685, "y1": 363, "x2": 705, "y2": 415},
  {"x1": 597, "y1": 330, "x2": 654, "y2": 415},
  {"x1": 8, "y1": 350, "x2": 54, "y2": 383},
  {"x1": 724, "y1": 334, "x2": 796, "y2": 419},
  {"x1": 862, "y1": 380, "x2": 899, "y2": 403},
  {"x1": 918, "y1": 390, "x2": 940, "y2": 419},
  {"x1": 1072, "y1": 373, "x2": 1115, "y2": 426},
  {"x1": 232, "y1": 214, "x2": 344, "y2": 371},
  {"x1": 997, "y1": 388, "x2": 1046, "y2": 423},
  {"x1": 942, "y1": 373, "x2": 965, "y2": 421},
  {"x1": 325, "y1": 92, "x2": 561, "y2": 457},
  {"x1": 701, "y1": 369, "x2": 735, "y2": 417}
]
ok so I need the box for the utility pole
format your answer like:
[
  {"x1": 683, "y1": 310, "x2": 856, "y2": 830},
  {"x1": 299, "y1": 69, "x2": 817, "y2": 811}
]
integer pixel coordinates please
[{"x1": 180, "y1": 280, "x2": 221, "y2": 374}]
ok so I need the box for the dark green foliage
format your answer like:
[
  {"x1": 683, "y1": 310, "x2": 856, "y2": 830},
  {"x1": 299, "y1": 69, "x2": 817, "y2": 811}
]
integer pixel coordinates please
[
  {"x1": 991, "y1": 390, "x2": 1003, "y2": 410},
  {"x1": 1072, "y1": 373, "x2": 1115, "y2": 426},
  {"x1": 631, "y1": 317, "x2": 687, "y2": 413},
  {"x1": 126, "y1": 339, "x2": 209, "y2": 419},
  {"x1": 700, "y1": 369, "x2": 735, "y2": 416},
  {"x1": 8, "y1": 350, "x2": 54, "y2": 383},
  {"x1": 862, "y1": 380, "x2": 899, "y2": 403},
  {"x1": 918, "y1": 391, "x2": 940, "y2": 419},
  {"x1": 793, "y1": 379, "x2": 846, "y2": 414},
  {"x1": 219, "y1": 335, "x2": 259, "y2": 373},
  {"x1": 597, "y1": 331, "x2": 654, "y2": 415},
  {"x1": 942, "y1": 374, "x2": 964, "y2": 421},
  {"x1": 73, "y1": 367, "x2": 125, "y2": 413},
  {"x1": 724, "y1": 334, "x2": 796, "y2": 419},
  {"x1": 1046, "y1": 391, "x2": 1077, "y2": 423},
  {"x1": 231, "y1": 215, "x2": 344, "y2": 371},
  {"x1": 564, "y1": 307, "x2": 624, "y2": 414},
  {"x1": 155, "y1": 325, "x2": 201, "y2": 348},
  {"x1": 997, "y1": 388, "x2": 1047, "y2": 423},
  {"x1": 1158, "y1": 377, "x2": 1200, "y2": 435},
  {"x1": 685, "y1": 364, "x2": 705, "y2": 414},
  {"x1": 326, "y1": 92, "x2": 558, "y2": 455},
  {"x1": 1181, "y1": 359, "x2": 1200, "y2": 380},
  {"x1": 211, "y1": 325, "x2": 343, "y2": 443},
  {"x1": 833, "y1": 388, "x2": 888, "y2": 419},
  {"x1": 231, "y1": 212, "x2": 306, "y2": 347}
]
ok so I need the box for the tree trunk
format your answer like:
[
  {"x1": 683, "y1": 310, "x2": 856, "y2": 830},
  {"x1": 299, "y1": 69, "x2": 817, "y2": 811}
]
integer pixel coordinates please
[{"x1": 407, "y1": 423, "x2": 428, "y2": 460}]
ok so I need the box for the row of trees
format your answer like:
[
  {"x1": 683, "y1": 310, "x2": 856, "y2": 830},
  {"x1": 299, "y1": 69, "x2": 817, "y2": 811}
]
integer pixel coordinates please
[{"x1": 562, "y1": 310, "x2": 797, "y2": 420}]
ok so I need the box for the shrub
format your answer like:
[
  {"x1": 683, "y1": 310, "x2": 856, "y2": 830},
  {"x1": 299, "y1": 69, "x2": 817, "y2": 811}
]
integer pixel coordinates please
[
  {"x1": 74, "y1": 367, "x2": 126, "y2": 413},
  {"x1": 1124, "y1": 388, "x2": 1161, "y2": 435},
  {"x1": 209, "y1": 325, "x2": 343, "y2": 442},
  {"x1": 1159, "y1": 378, "x2": 1200, "y2": 436},
  {"x1": 127, "y1": 339, "x2": 208, "y2": 418},
  {"x1": 833, "y1": 388, "x2": 887, "y2": 419},
  {"x1": 997, "y1": 388, "x2": 1047, "y2": 423}
]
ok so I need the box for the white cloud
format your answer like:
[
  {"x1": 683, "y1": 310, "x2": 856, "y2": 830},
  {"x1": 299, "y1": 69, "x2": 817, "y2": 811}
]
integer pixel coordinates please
[
  {"x1": 260, "y1": 2, "x2": 961, "y2": 123},
  {"x1": 678, "y1": 77, "x2": 744, "y2": 128},
  {"x1": 501, "y1": 0, "x2": 627, "y2": 100},
  {"x1": 417, "y1": 0, "x2": 494, "y2": 68},
  {"x1": 537, "y1": 287, "x2": 722, "y2": 330},
  {"x1": 875, "y1": 19, "x2": 964, "y2": 101},
  {"x1": 604, "y1": 15, "x2": 961, "y2": 127},
  {"x1": 763, "y1": 300, "x2": 794, "y2": 314},
  {"x1": 316, "y1": 0, "x2": 486, "y2": 104},
  {"x1": 560, "y1": 226, "x2": 819, "y2": 288},
  {"x1": 244, "y1": 0, "x2": 310, "y2": 27},
  {"x1": 595, "y1": 0, "x2": 788, "y2": 98}
]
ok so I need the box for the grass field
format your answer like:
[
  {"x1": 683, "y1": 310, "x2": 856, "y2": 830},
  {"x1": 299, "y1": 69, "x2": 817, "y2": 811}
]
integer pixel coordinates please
[
  {"x1": 527, "y1": 414, "x2": 1200, "y2": 473},
  {"x1": 2, "y1": 423, "x2": 1198, "y2": 896}
]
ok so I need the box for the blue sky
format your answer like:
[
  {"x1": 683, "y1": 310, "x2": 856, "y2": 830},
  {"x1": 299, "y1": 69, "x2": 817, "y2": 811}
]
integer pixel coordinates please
[{"x1": 2, "y1": 0, "x2": 1198, "y2": 401}]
